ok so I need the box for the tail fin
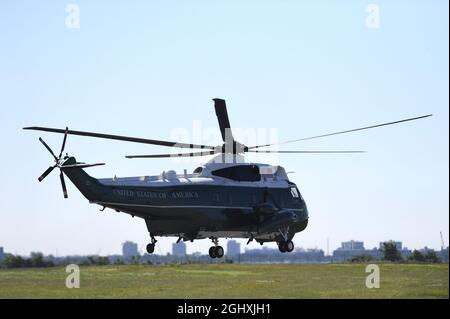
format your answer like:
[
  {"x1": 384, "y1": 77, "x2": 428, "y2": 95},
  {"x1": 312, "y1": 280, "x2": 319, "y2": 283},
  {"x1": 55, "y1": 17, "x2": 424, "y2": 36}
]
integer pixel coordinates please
[{"x1": 60, "y1": 157, "x2": 103, "y2": 201}]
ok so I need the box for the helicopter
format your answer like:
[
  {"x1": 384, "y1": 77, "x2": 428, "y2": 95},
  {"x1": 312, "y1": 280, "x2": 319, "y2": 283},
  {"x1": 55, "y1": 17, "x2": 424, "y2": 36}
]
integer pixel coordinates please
[{"x1": 23, "y1": 99, "x2": 431, "y2": 258}]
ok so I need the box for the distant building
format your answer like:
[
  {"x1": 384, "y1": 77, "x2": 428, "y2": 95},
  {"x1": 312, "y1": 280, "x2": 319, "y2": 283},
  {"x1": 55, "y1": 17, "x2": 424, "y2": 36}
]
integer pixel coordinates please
[
  {"x1": 419, "y1": 246, "x2": 434, "y2": 254},
  {"x1": 440, "y1": 247, "x2": 449, "y2": 262},
  {"x1": 245, "y1": 247, "x2": 279, "y2": 256},
  {"x1": 122, "y1": 241, "x2": 138, "y2": 258},
  {"x1": 380, "y1": 240, "x2": 402, "y2": 251},
  {"x1": 0, "y1": 247, "x2": 4, "y2": 261},
  {"x1": 243, "y1": 247, "x2": 325, "y2": 264},
  {"x1": 332, "y1": 240, "x2": 413, "y2": 262},
  {"x1": 333, "y1": 240, "x2": 366, "y2": 262},
  {"x1": 341, "y1": 240, "x2": 365, "y2": 251},
  {"x1": 227, "y1": 241, "x2": 241, "y2": 258},
  {"x1": 172, "y1": 242, "x2": 187, "y2": 257},
  {"x1": 295, "y1": 248, "x2": 325, "y2": 263}
]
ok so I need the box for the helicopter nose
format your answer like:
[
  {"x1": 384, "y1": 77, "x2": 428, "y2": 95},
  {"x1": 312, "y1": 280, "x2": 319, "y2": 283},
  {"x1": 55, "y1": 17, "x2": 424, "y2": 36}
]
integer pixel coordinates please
[{"x1": 299, "y1": 204, "x2": 309, "y2": 221}]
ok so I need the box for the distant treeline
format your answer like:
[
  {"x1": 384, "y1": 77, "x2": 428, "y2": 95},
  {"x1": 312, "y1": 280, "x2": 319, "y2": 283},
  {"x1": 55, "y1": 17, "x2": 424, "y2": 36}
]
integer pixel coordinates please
[
  {"x1": 0, "y1": 244, "x2": 446, "y2": 269},
  {"x1": 351, "y1": 243, "x2": 443, "y2": 264},
  {"x1": 1, "y1": 253, "x2": 55, "y2": 268},
  {"x1": 0, "y1": 253, "x2": 128, "y2": 269}
]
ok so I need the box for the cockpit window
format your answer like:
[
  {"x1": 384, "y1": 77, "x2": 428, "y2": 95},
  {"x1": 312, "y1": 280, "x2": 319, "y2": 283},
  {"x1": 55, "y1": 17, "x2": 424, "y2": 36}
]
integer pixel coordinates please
[
  {"x1": 290, "y1": 186, "x2": 300, "y2": 198},
  {"x1": 212, "y1": 165, "x2": 261, "y2": 182}
]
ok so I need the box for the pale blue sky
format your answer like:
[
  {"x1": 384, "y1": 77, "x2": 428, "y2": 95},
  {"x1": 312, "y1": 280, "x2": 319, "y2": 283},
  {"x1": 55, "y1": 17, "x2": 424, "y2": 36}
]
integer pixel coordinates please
[{"x1": 0, "y1": 0, "x2": 448, "y2": 256}]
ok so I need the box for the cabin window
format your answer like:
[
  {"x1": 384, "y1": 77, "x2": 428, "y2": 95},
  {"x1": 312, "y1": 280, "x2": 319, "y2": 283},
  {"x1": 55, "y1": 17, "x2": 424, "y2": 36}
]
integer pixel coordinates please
[
  {"x1": 212, "y1": 165, "x2": 261, "y2": 182},
  {"x1": 193, "y1": 167, "x2": 203, "y2": 174}
]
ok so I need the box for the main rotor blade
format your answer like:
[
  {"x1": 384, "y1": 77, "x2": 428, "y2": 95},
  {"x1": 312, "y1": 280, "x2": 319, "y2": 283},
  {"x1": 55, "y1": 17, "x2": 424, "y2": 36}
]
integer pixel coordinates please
[
  {"x1": 248, "y1": 114, "x2": 433, "y2": 150},
  {"x1": 213, "y1": 98, "x2": 234, "y2": 143},
  {"x1": 126, "y1": 151, "x2": 218, "y2": 159},
  {"x1": 24, "y1": 127, "x2": 216, "y2": 150},
  {"x1": 39, "y1": 138, "x2": 58, "y2": 161},
  {"x1": 60, "y1": 171, "x2": 68, "y2": 199},
  {"x1": 248, "y1": 150, "x2": 366, "y2": 154},
  {"x1": 38, "y1": 165, "x2": 57, "y2": 182},
  {"x1": 59, "y1": 126, "x2": 69, "y2": 159}
]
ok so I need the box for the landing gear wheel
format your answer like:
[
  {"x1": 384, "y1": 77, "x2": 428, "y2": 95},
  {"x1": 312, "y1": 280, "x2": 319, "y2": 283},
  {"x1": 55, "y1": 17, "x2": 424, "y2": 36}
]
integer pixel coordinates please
[
  {"x1": 146, "y1": 244, "x2": 155, "y2": 254},
  {"x1": 209, "y1": 247, "x2": 217, "y2": 259},
  {"x1": 278, "y1": 242, "x2": 287, "y2": 253},
  {"x1": 209, "y1": 246, "x2": 225, "y2": 259},
  {"x1": 215, "y1": 246, "x2": 224, "y2": 258},
  {"x1": 286, "y1": 241, "x2": 295, "y2": 253}
]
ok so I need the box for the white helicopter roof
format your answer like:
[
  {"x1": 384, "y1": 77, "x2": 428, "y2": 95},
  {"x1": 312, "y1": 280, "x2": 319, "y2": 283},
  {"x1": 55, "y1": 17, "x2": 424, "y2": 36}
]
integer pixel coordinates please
[{"x1": 98, "y1": 155, "x2": 291, "y2": 188}]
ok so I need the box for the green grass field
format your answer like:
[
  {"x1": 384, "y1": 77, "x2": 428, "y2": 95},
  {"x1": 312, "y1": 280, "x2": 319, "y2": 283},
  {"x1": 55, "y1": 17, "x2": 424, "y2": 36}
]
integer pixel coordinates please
[{"x1": 0, "y1": 264, "x2": 448, "y2": 299}]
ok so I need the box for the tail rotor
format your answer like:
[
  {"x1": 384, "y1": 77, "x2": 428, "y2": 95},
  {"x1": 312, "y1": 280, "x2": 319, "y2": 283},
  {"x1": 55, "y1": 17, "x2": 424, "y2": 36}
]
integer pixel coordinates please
[
  {"x1": 36, "y1": 126, "x2": 105, "y2": 198},
  {"x1": 37, "y1": 126, "x2": 70, "y2": 198},
  {"x1": 59, "y1": 171, "x2": 68, "y2": 199},
  {"x1": 38, "y1": 165, "x2": 57, "y2": 182}
]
